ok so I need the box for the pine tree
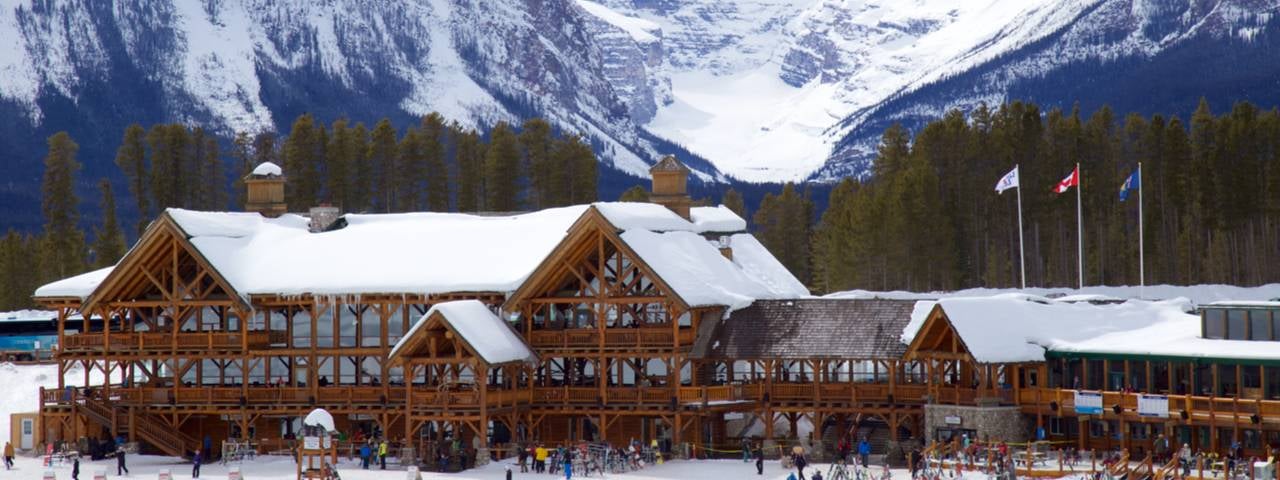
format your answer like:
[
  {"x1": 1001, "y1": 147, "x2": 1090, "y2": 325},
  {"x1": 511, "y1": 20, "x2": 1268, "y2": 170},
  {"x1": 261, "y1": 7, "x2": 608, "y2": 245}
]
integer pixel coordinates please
[
  {"x1": 231, "y1": 131, "x2": 254, "y2": 209},
  {"x1": 40, "y1": 132, "x2": 87, "y2": 282},
  {"x1": 722, "y1": 188, "x2": 745, "y2": 220},
  {"x1": 422, "y1": 113, "x2": 450, "y2": 211},
  {"x1": 618, "y1": 185, "x2": 649, "y2": 202},
  {"x1": 397, "y1": 126, "x2": 426, "y2": 212},
  {"x1": 327, "y1": 119, "x2": 355, "y2": 210},
  {"x1": 148, "y1": 124, "x2": 191, "y2": 211},
  {"x1": 253, "y1": 131, "x2": 279, "y2": 166},
  {"x1": 453, "y1": 125, "x2": 485, "y2": 212},
  {"x1": 114, "y1": 124, "x2": 150, "y2": 233},
  {"x1": 0, "y1": 231, "x2": 41, "y2": 310},
  {"x1": 368, "y1": 118, "x2": 399, "y2": 212},
  {"x1": 753, "y1": 183, "x2": 813, "y2": 284},
  {"x1": 485, "y1": 121, "x2": 522, "y2": 211},
  {"x1": 200, "y1": 132, "x2": 225, "y2": 210},
  {"x1": 93, "y1": 179, "x2": 126, "y2": 268},
  {"x1": 284, "y1": 114, "x2": 324, "y2": 207},
  {"x1": 349, "y1": 122, "x2": 371, "y2": 212},
  {"x1": 521, "y1": 118, "x2": 555, "y2": 207},
  {"x1": 558, "y1": 133, "x2": 598, "y2": 205}
]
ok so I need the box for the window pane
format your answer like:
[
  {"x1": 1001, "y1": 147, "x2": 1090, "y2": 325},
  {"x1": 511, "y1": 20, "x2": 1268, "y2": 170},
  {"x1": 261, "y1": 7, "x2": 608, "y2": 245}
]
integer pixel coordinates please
[
  {"x1": 1251, "y1": 311, "x2": 1271, "y2": 341},
  {"x1": 1205, "y1": 309, "x2": 1225, "y2": 339},
  {"x1": 1228, "y1": 310, "x2": 1248, "y2": 340}
]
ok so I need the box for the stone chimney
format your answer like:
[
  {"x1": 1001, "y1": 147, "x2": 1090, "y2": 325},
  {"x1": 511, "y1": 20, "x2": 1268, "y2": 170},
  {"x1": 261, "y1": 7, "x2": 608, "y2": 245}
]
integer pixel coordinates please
[
  {"x1": 649, "y1": 155, "x2": 691, "y2": 220},
  {"x1": 308, "y1": 205, "x2": 341, "y2": 233},
  {"x1": 244, "y1": 162, "x2": 286, "y2": 217}
]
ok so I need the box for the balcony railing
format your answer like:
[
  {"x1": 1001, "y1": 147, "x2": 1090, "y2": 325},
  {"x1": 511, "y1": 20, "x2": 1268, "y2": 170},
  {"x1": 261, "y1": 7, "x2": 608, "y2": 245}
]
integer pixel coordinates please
[
  {"x1": 526, "y1": 326, "x2": 694, "y2": 350},
  {"x1": 61, "y1": 330, "x2": 287, "y2": 352},
  {"x1": 1017, "y1": 387, "x2": 1280, "y2": 423}
]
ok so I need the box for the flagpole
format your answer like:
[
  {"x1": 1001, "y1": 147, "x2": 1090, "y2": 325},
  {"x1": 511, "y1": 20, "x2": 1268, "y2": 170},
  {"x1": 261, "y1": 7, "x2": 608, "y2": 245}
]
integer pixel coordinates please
[
  {"x1": 1076, "y1": 162, "x2": 1083, "y2": 290},
  {"x1": 1016, "y1": 165, "x2": 1026, "y2": 290},
  {"x1": 1138, "y1": 162, "x2": 1144, "y2": 298}
]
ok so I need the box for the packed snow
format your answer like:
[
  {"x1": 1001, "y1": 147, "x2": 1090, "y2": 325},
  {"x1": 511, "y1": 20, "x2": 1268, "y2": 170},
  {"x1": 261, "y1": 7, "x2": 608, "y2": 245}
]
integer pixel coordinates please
[
  {"x1": 0, "y1": 454, "x2": 955, "y2": 480},
  {"x1": 302, "y1": 408, "x2": 336, "y2": 433},
  {"x1": 390, "y1": 300, "x2": 536, "y2": 366}
]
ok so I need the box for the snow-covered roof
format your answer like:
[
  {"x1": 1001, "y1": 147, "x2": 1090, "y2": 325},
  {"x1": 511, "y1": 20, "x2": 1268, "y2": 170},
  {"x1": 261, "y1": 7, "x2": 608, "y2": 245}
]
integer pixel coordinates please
[
  {"x1": 390, "y1": 300, "x2": 536, "y2": 365},
  {"x1": 829, "y1": 284, "x2": 1280, "y2": 305},
  {"x1": 0, "y1": 310, "x2": 57, "y2": 322},
  {"x1": 1204, "y1": 300, "x2": 1280, "y2": 308},
  {"x1": 33, "y1": 267, "x2": 114, "y2": 299},
  {"x1": 251, "y1": 161, "x2": 282, "y2": 176},
  {"x1": 619, "y1": 230, "x2": 808, "y2": 311},
  {"x1": 34, "y1": 201, "x2": 796, "y2": 312},
  {"x1": 899, "y1": 295, "x2": 1280, "y2": 364},
  {"x1": 689, "y1": 206, "x2": 747, "y2": 232}
]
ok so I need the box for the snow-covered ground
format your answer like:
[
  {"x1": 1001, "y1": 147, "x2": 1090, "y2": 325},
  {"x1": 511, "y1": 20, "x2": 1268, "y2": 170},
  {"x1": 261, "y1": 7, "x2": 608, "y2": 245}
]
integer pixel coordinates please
[{"x1": 0, "y1": 454, "x2": 959, "y2": 480}]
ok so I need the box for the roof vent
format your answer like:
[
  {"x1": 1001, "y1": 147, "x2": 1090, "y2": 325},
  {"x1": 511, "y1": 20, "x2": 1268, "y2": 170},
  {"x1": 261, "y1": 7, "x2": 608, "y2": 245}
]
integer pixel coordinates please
[{"x1": 308, "y1": 205, "x2": 341, "y2": 233}]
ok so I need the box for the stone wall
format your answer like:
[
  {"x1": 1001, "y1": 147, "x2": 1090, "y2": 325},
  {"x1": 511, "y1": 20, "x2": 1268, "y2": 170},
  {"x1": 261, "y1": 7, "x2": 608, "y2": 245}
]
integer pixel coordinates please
[{"x1": 923, "y1": 404, "x2": 1031, "y2": 443}]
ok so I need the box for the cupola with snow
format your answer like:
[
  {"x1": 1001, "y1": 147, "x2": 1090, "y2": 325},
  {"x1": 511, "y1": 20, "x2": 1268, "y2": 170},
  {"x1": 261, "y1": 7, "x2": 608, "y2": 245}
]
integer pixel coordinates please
[
  {"x1": 649, "y1": 155, "x2": 691, "y2": 220},
  {"x1": 244, "y1": 161, "x2": 287, "y2": 217}
]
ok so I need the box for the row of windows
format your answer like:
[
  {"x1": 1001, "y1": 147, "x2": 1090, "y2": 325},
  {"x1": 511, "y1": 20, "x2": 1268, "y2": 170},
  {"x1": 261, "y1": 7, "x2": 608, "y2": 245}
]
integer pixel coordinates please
[{"x1": 1203, "y1": 307, "x2": 1280, "y2": 341}]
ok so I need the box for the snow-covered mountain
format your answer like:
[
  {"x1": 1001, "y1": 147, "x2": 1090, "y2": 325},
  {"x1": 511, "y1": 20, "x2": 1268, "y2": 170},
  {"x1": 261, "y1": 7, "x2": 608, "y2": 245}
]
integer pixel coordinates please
[{"x1": 0, "y1": 0, "x2": 1276, "y2": 202}]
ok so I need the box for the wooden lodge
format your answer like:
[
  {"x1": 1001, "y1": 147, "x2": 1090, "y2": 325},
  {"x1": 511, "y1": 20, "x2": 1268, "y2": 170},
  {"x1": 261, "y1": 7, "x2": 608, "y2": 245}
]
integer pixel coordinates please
[{"x1": 30, "y1": 157, "x2": 1280, "y2": 467}]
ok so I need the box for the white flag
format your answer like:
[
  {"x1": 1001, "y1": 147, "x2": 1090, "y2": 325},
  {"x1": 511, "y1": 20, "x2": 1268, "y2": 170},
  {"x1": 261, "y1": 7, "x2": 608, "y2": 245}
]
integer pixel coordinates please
[{"x1": 995, "y1": 166, "x2": 1019, "y2": 194}]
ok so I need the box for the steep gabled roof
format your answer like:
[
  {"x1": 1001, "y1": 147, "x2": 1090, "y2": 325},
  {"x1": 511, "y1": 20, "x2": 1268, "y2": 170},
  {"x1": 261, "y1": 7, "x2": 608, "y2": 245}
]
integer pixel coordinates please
[
  {"x1": 696, "y1": 299, "x2": 915, "y2": 359},
  {"x1": 388, "y1": 300, "x2": 536, "y2": 366}
]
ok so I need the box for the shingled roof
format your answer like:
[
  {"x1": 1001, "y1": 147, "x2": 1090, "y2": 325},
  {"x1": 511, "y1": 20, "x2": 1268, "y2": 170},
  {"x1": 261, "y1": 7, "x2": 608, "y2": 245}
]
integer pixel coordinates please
[
  {"x1": 695, "y1": 299, "x2": 917, "y2": 359},
  {"x1": 650, "y1": 155, "x2": 690, "y2": 173}
]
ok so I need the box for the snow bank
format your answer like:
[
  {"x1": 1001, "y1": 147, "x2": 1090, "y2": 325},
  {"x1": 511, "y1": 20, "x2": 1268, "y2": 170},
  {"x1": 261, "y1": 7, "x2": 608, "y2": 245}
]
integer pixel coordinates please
[{"x1": 391, "y1": 300, "x2": 536, "y2": 365}]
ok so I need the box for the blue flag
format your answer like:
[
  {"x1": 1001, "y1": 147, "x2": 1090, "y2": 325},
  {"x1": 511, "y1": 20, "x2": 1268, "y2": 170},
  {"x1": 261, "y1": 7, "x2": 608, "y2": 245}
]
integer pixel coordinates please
[{"x1": 1119, "y1": 168, "x2": 1140, "y2": 201}]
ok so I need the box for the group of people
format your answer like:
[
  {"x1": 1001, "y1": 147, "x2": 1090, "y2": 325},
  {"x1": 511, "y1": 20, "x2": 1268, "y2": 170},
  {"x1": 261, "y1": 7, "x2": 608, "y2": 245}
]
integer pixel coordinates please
[
  {"x1": 511, "y1": 440, "x2": 662, "y2": 479},
  {"x1": 356, "y1": 439, "x2": 390, "y2": 469}
]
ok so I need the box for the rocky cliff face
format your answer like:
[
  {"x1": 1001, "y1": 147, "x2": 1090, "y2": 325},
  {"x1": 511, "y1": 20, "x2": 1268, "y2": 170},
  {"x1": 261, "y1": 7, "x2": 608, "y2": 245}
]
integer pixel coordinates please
[{"x1": 0, "y1": 0, "x2": 1275, "y2": 202}]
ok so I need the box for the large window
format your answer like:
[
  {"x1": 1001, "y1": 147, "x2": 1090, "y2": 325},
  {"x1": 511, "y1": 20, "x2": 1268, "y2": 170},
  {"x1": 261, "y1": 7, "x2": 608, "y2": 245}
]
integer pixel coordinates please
[
  {"x1": 1204, "y1": 309, "x2": 1226, "y2": 339},
  {"x1": 1252, "y1": 310, "x2": 1273, "y2": 341},
  {"x1": 1227, "y1": 310, "x2": 1248, "y2": 340}
]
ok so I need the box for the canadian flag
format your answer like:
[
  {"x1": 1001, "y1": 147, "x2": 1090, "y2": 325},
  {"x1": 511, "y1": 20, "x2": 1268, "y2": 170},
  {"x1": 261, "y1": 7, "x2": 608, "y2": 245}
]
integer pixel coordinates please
[{"x1": 1053, "y1": 165, "x2": 1079, "y2": 194}]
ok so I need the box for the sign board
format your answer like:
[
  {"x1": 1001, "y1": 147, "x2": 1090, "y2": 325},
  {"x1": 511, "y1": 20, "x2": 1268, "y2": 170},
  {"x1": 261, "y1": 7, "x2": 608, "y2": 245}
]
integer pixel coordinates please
[
  {"x1": 303, "y1": 436, "x2": 320, "y2": 450},
  {"x1": 43, "y1": 470, "x2": 56, "y2": 480},
  {"x1": 1138, "y1": 394, "x2": 1169, "y2": 417},
  {"x1": 159, "y1": 469, "x2": 172, "y2": 480},
  {"x1": 724, "y1": 412, "x2": 745, "y2": 420},
  {"x1": 1074, "y1": 391, "x2": 1103, "y2": 415},
  {"x1": 228, "y1": 466, "x2": 241, "y2": 480},
  {"x1": 93, "y1": 470, "x2": 107, "y2": 480},
  {"x1": 944, "y1": 415, "x2": 962, "y2": 425}
]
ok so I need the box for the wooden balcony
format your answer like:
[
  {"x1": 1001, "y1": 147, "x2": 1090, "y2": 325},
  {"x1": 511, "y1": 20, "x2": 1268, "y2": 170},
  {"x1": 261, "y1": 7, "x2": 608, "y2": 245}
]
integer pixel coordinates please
[
  {"x1": 408, "y1": 388, "x2": 532, "y2": 414},
  {"x1": 42, "y1": 385, "x2": 406, "y2": 409},
  {"x1": 60, "y1": 330, "x2": 287, "y2": 353},
  {"x1": 1017, "y1": 387, "x2": 1280, "y2": 425},
  {"x1": 526, "y1": 326, "x2": 695, "y2": 351}
]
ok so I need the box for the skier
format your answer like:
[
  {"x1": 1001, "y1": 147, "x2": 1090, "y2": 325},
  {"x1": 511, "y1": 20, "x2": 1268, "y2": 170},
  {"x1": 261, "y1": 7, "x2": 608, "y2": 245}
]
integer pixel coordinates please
[
  {"x1": 72, "y1": 456, "x2": 80, "y2": 480},
  {"x1": 858, "y1": 438, "x2": 871, "y2": 468},
  {"x1": 506, "y1": 465, "x2": 513, "y2": 480},
  {"x1": 3, "y1": 441, "x2": 12, "y2": 469},
  {"x1": 755, "y1": 445, "x2": 765, "y2": 475},
  {"x1": 742, "y1": 437, "x2": 752, "y2": 463},
  {"x1": 192, "y1": 449, "x2": 202, "y2": 479},
  {"x1": 563, "y1": 449, "x2": 574, "y2": 480},
  {"x1": 379, "y1": 440, "x2": 389, "y2": 469},
  {"x1": 359, "y1": 442, "x2": 371, "y2": 469},
  {"x1": 794, "y1": 447, "x2": 809, "y2": 480},
  {"x1": 116, "y1": 444, "x2": 129, "y2": 476}
]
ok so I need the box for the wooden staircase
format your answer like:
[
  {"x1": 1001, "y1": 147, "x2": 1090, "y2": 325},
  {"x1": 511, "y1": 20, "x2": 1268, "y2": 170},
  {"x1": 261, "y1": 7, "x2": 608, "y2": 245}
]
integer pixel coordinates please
[{"x1": 78, "y1": 393, "x2": 199, "y2": 458}]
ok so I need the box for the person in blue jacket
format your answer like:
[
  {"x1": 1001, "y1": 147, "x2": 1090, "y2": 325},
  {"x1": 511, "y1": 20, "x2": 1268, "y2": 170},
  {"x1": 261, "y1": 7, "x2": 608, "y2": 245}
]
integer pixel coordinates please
[{"x1": 858, "y1": 438, "x2": 871, "y2": 468}]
